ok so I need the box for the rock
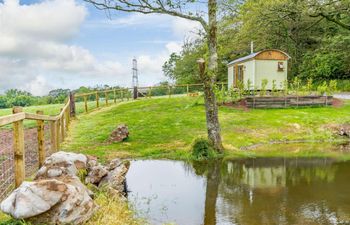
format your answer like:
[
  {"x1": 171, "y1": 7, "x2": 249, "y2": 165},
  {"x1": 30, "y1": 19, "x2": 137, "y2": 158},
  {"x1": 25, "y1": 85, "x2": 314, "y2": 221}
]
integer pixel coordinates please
[
  {"x1": 0, "y1": 152, "x2": 128, "y2": 224},
  {"x1": 85, "y1": 165, "x2": 108, "y2": 185},
  {"x1": 108, "y1": 158, "x2": 122, "y2": 171},
  {"x1": 35, "y1": 151, "x2": 88, "y2": 180},
  {"x1": 109, "y1": 124, "x2": 129, "y2": 142},
  {"x1": 0, "y1": 180, "x2": 65, "y2": 219},
  {"x1": 326, "y1": 123, "x2": 350, "y2": 138},
  {"x1": 99, "y1": 161, "x2": 130, "y2": 196}
]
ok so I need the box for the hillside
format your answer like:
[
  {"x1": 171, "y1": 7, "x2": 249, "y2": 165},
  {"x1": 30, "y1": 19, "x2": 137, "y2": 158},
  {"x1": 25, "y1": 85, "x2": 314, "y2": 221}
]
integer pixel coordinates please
[{"x1": 62, "y1": 96, "x2": 350, "y2": 160}]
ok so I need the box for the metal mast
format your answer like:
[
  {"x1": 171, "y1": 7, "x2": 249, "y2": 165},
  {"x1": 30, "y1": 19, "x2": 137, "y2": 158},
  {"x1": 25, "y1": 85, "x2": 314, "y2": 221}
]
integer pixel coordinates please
[{"x1": 132, "y1": 58, "x2": 138, "y2": 99}]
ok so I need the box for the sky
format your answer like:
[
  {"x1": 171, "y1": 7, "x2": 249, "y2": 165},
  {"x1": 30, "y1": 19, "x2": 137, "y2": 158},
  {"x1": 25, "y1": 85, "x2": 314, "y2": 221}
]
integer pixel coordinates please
[{"x1": 0, "y1": 0, "x2": 203, "y2": 95}]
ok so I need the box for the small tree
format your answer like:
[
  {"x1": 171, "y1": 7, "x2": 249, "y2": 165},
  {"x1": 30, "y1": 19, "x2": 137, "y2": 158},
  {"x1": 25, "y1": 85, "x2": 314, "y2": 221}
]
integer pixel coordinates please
[
  {"x1": 246, "y1": 79, "x2": 252, "y2": 96},
  {"x1": 272, "y1": 80, "x2": 277, "y2": 96},
  {"x1": 307, "y1": 78, "x2": 313, "y2": 95}
]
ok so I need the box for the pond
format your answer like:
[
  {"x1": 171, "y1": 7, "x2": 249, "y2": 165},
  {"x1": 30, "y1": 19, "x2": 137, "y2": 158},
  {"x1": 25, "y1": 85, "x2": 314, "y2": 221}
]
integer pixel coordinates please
[{"x1": 126, "y1": 157, "x2": 350, "y2": 225}]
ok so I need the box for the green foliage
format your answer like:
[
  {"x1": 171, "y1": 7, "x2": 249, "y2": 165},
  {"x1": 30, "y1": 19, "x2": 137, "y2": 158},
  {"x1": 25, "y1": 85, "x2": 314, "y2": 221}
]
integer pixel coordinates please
[
  {"x1": 292, "y1": 77, "x2": 301, "y2": 96},
  {"x1": 317, "y1": 81, "x2": 328, "y2": 95},
  {"x1": 260, "y1": 79, "x2": 268, "y2": 96},
  {"x1": 191, "y1": 137, "x2": 217, "y2": 160},
  {"x1": 272, "y1": 80, "x2": 277, "y2": 96}
]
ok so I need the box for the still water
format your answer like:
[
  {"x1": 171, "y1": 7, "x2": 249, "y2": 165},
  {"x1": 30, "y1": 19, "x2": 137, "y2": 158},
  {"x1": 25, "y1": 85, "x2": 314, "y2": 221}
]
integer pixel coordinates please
[{"x1": 126, "y1": 157, "x2": 350, "y2": 225}]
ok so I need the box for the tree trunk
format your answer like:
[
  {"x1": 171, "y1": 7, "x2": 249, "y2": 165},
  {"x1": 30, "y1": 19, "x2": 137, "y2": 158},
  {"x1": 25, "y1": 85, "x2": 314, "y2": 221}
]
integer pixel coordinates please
[{"x1": 201, "y1": 0, "x2": 223, "y2": 152}]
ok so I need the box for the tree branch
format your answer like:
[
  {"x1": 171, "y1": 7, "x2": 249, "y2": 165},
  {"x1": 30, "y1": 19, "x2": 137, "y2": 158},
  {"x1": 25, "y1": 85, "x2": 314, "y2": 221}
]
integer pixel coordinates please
[{"x1": 84, "y1": 0, "x2": 209, "y2": 32}]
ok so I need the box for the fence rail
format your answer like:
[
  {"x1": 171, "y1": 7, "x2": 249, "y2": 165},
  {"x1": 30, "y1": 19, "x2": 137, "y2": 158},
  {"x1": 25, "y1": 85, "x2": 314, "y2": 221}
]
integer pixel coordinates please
[{"x1": 0, "y1": 96, "x2": 72, "y2": 193}]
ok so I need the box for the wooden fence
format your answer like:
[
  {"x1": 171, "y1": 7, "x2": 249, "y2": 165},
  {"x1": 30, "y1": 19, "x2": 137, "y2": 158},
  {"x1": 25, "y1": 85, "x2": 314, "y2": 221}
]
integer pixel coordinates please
[
  {"x1": 73, "y1": 83, "x2": 227, "y2": 113},
  {"x1": 0, "y1": 97, "x2": 73, "y2": 188},
  {"x1": 244, "y1": 96, "x2": 333, "y2": 108}
]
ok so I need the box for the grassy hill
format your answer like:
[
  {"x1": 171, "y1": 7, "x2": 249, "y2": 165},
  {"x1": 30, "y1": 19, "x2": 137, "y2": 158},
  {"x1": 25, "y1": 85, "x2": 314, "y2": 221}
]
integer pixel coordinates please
[{"x1": 62, "y1": 96, "x2": 350, "y2": 161}]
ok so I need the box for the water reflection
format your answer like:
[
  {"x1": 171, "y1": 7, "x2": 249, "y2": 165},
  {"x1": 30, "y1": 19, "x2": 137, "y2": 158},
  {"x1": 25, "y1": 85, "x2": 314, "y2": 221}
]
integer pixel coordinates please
[{"x1": 126, "y1": 158, "x2": 350, "y2": 225}]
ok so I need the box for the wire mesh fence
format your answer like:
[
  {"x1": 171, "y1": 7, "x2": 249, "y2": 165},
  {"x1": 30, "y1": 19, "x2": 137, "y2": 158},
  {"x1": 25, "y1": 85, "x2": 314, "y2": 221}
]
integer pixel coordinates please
[{"x1": 0, "y1": 123, "x2": 53, "y2": 202}]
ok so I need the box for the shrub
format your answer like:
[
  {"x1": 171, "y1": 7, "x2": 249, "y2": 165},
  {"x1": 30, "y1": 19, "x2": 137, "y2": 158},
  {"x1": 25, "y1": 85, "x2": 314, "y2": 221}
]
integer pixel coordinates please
[
  {"x1": 191, "y1": 137, "x2": 216, "y2": 160},
  {"x1": 260, "y1": 79, "x2": 268, "y2": 96}
]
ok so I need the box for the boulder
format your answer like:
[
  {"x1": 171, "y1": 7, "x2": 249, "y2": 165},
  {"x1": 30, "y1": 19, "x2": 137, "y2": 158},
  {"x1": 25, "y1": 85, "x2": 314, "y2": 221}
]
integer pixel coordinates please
[
  {"x1": 85, "y1": 165, "x2": 108, "y2": 185},
  {"x1": 0, "y1": 152, "x2": 129, "y2": 224},
  {"x1": 99, "y1": 161, "x2": 130, "y2": 196},
  {"x1": 109, "y1": 124, "x2": 129, "y2": 142}
]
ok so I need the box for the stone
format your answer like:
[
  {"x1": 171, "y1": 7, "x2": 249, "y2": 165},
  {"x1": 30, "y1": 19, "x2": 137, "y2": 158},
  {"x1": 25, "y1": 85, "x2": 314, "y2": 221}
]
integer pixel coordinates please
[
  {"x1": 0, "y1": 180, "x2": 65, "y2": 219},
  {"x1": 85, "y1": 165, "x2": 108, "y2": 185},
  {"x1": 99, "y1": 160, "x2": 130, "y2": 196},
  {"x1": 109, "y1": 124, "x2": 129, "y2": 142},
  {"x1": 0, "y1": 152, "x2": 128, "y2": 224},
  {"x1": 108, "y1": 158, "x2": 122, "y2": 171},
  {"x1": 35, "y1": 151, "x2": 88, "y2": 180}
]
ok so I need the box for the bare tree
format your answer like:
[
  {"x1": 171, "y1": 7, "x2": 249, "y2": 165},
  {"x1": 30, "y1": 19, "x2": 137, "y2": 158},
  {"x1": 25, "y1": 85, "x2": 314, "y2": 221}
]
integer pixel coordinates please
[{"x1": 85, "y1": 0, "x2": 224, "y2": 151}]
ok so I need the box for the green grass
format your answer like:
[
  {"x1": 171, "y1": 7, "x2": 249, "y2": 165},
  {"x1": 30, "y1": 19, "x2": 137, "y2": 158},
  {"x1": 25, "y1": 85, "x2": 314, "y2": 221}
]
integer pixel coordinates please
[{"x1": 62, "y1": 96, "x2": 350, "y2": 160}]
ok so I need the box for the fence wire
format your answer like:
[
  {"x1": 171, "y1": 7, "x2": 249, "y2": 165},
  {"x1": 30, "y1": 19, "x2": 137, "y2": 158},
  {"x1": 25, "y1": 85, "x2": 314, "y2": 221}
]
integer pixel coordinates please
[{"x1": 0, "y1": 124, "x2": 53, "y2": 201}]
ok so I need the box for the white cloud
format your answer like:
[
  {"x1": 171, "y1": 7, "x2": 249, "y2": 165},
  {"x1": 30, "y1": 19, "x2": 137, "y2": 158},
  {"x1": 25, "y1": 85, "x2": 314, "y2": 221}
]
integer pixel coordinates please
[
  {"x1": 0, "y1": 0, "x2": 129, "y2": 95},
  {"x1": 0, "y1": 0, "x2": 205, "y2": 95}
]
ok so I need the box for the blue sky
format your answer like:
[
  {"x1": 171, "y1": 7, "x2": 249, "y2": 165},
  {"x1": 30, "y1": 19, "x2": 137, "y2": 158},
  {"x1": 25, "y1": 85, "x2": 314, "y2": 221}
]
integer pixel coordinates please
[{"x1": 0, "y1": 0, "x2": 202, "y2": 95}]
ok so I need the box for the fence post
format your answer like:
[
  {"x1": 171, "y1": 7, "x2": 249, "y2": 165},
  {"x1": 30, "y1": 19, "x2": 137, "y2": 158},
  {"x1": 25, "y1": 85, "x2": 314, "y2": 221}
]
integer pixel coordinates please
[
  {"x1": 96, "y1": 91, "x2": 99, "y2": 108},
  {"x1": 60, "y1": 109, "x2": 65, "y2": 142},
  {"x1": 13, "y1": 107, "x2": 25, "y2": 187},
  {"x1": 69, "y1": 92, "x2": 76, "y2": 118},
  {"x1": 114, "y1": 89, "x2": 116, "y2": 103},
  {"x1": 84, "y1": 96, "x2": 88, "y2": 113},
  {"x1": 105, "y1": 91, "x2": 109, "y2": 106},
  {"x1": 187, "y1": 84, "x2": 189, "y2": 96},
  {"x1": 65, "y1": 108, "x2": 69, "y2": 131},
  {"x1": 49, "y1": 121, "x2": 57, "y2": 152},
  {"x1": 36, "y1": 110, "x2": 45, "y2": 168},
  {"x1": 56, "y1": 118, "x2": 60, "y2": 149}
]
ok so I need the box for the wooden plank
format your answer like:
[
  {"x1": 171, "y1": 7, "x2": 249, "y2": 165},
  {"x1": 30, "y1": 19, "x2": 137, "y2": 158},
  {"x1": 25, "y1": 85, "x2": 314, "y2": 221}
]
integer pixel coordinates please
[
  {"x1": 0, "y1": 112, "x2": 25, "y2": 127},
  {"x1": 25, "y1": 113, "x2": 56, "y2": 121},
  {"x1": 36, "y1": 111, "x2": 45, "y2": 168},
  {"x1": 13, "y1": 107, "x2": 25, "y2": 187},
  {"x1": 254, "y1": 50, "x2": 289, "y2": 60}
]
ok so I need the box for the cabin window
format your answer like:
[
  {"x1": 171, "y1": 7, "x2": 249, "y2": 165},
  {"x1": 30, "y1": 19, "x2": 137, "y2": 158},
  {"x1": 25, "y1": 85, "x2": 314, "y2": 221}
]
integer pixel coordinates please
[{"x1": 277, "y1": 62, "x2": 284, "y2": 71}]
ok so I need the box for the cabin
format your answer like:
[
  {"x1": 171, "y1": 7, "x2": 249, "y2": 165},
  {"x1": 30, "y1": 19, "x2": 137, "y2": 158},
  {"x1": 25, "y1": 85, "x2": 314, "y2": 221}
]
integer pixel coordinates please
[{"x1": 227, "y1": 49, "x2": 290, "y2": 90}]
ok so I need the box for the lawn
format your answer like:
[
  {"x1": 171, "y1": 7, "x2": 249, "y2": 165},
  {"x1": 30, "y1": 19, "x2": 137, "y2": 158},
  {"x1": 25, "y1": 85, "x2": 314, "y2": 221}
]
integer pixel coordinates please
[{"x1": 62, "y1": 96, "x2": 350, "y2": 161}]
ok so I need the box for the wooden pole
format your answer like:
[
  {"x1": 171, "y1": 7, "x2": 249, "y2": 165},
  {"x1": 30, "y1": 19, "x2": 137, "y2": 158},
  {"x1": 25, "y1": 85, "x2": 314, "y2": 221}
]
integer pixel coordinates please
[
  {"x1": 105, "y1": 91, "x2": 109, "y2": 106},
  {"x1": 96, "y1": 91, "x2": 99, "y2": 108},
  {"x1": 65, "y1": 108, "x2": 69, "y2": 130},
  {"x1": 84, "y1": 96, "x2": 88, "y2": 113},
  {"x1": 60, "y1": 109, "x2": 65, "y2": 141},
  {"x1": 187, "y1": 84, "x2": 189, "y2": 96},
  {"x1": 36, "y1": 110, "x2": 45, "y2": 168},
  {"x1": 13, "y1": 107, "x2": 25, "y2": 187},
  {"x1": 114, "y1": 89, "x2": 116, "y2": 103},
  {"x1": 49, "y1": 120, "x2": 57, "y2": 152},
  {"x1": 56, "y1": 119, "x2": 60, "y2": 149},
  {"x1": 69, "y1": 92, "x2": 76, "y2": 117}
]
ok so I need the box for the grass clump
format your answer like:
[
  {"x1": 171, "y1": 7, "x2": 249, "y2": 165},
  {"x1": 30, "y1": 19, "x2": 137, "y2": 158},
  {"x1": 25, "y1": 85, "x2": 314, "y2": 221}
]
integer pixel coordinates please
[
  {"x1": 85, "y1": 192, "x2": 144, "y2": 225},
  {"x1": 191, "y1": 137, "x2": 219, "y2": 160}
]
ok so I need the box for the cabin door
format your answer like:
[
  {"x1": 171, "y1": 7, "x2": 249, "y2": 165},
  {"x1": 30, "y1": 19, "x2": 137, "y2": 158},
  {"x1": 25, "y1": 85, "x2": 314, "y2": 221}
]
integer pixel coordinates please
[{"x1": 236, "y1": 65, "x2": 244, "y2": 87}]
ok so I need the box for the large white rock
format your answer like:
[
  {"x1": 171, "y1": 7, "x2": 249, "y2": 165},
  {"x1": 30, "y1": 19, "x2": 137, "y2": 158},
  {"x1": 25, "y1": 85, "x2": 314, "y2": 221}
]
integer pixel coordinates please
[{"x1": 0, "y1": 180, "x2": 66, "y2": 219}]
